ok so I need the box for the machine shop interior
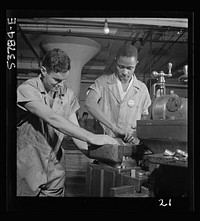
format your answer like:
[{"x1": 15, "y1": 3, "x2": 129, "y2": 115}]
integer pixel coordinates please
[{"x1": 16, "y1": 16, "x2": 191, "y2": 198}]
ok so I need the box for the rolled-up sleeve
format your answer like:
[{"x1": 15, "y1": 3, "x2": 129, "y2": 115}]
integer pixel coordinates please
[
  {"x1": 17, "y1": 84, "x2": 42, "y2": 111},
  {"x1": 62, "y1": 89, "x2": 80, "y2": 118},
  {"x1": 87, "y1": 77, "x2": 103, "y2": 101},
  {"x1": 69, "y1": 94, "x2": 80, "y2": 115}
]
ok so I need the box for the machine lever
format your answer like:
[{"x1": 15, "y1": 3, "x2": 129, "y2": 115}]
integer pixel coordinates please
[
  {"x1": 167, "y1": 62, "x2": 172, "y2": 76},
  {"x1": 183, "y1": 65, "x2": 188, "y2": 76},
  {"x1": 179, "y1": 65, "x2": 188, "y2": 83},
  {"x1": 152, "y1": 63, "x2": 172, "y2": 78},
  {"x1": 152, "y1": 63, "x2": 173, "y2": 97}
]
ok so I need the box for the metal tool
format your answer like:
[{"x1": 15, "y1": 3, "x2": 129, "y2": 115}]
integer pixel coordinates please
[{"x1": 88, "y1": 140, "x2": 135, "y2": 166}]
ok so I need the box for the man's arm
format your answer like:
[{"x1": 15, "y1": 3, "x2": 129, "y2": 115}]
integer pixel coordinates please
[
  {"x1": 23, "y1": 100, "x2": 119, "y2": 146},
  {"x1": 85, "y1": 89, "x2": 139, "y2": 144},
  {"x1": 84, "y1": 89, "x2": 125, "y2": 136},
  {"x1": 68, "y1": 112, "x2": 88, "y2": 150}
]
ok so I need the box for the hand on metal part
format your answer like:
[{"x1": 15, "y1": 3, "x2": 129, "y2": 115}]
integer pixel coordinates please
[
  {"x1": 125, "y1": 129, "x2": 140, "y2": 145},
  {"x1": 92, "y1": 134, "x2": 120, "y2": 146},
  {"x1": 113, "y1": 126, "x2": 140, "y2": 145},
  {"x1": 124, "y1": 131, "x2": 135, "y2": 143}
]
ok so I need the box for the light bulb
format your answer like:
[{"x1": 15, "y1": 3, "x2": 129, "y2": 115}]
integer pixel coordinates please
[
  {"x1": 103, "y1": 19, "x2": 109, "y2": 35},
  {"x1": 103, "y1": 26, "x2": 110, "y2": 34}
]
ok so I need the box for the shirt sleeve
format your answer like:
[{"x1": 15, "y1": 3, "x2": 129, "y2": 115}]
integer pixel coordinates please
[
  {"x1": 70, "y1": 95, "x2": 80, "y2": 115},
  {"x1": 62, "y1": 89, "x2": 80, "y2": 118},
  {"x1": 86, "y1": 77, "x2": 103, "y2": 100},
  {"x1": 17, "y1": 83, "x2": 43, "y2": 111}
]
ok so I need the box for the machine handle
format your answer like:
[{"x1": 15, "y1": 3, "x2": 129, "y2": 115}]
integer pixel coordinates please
[
  {"x1": 179, "y1": 65, "x2": 188, "y2": 83},
  {"x1": 183, "y1": 65, "x2": 188, "y2": 77},
  {"x1": 152, "y1": 63, "x2": 172, "y2": 78},
  {"x1": 168, "y1": 62, "x2": 172, "y2": 75}
]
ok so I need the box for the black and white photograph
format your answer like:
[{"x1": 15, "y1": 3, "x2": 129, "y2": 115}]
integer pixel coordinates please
[{"x1": 5, "y1": 10, "x2": 194, "y2": 213}]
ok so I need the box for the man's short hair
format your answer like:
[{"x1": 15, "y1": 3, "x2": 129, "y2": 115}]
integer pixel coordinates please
[
  {"x1": 116, "y1": 44, "x2": 138, "y2": 60},
  {"x1": 41, "y1": 48, "x2": 71, "y2": 73}
]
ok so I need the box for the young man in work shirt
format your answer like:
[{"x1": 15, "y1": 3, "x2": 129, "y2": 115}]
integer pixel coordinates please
[
  {"x1": 85, "y1": 45, "x2": 151, "y2": 143},
  {"x1": 17, "y1": 48, "x2": 119, "y2": 197}
]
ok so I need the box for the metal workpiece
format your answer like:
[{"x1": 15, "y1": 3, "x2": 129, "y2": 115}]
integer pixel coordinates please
[{"x1": 88, "y1": 139, "x2": 137, "y2": 166}]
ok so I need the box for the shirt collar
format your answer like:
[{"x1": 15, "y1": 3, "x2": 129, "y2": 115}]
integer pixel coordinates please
[
  {"x1": 107, "y1": 73, "x2": 141, "y2": 90},
  {"x1": 36, "y1": 74, "x2": 66, "y2": 96},
  {"x1": 35, "y1": 74, "x2": 47, "y2": 94}
]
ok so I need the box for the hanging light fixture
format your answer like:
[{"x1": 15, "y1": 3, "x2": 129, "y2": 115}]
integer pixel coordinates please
[{"x1": 103, "y1": 19, "x2": 110, "y2": 35}]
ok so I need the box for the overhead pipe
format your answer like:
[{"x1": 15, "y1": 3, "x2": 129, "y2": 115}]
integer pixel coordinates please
[
  {"x1": 17, "y1": 18, "x2": 135, "y2": 29},
  {"x1": 17, "y1": 17, "x2": 188, "y2": 28}
]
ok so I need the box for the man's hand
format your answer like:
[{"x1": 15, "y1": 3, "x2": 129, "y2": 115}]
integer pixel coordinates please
[
  {"x1": 125, "y1": 130, "x2": 140, "y2": 145},
  {"x1": 92, "y1": 134, "x2": 120, "y2": 146},
  {"x1": 112, "y1": 125, "x2": 140, "y2": 145}
]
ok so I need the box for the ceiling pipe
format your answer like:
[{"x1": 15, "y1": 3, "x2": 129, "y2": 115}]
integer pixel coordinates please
[{"x1": 17, "y1": 17, "x2": 188, "y2": 28}]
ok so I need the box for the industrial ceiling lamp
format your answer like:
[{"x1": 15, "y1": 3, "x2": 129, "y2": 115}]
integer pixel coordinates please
[{"x1": 103, "y1": 19, "x2": 110, "y2": 35}]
